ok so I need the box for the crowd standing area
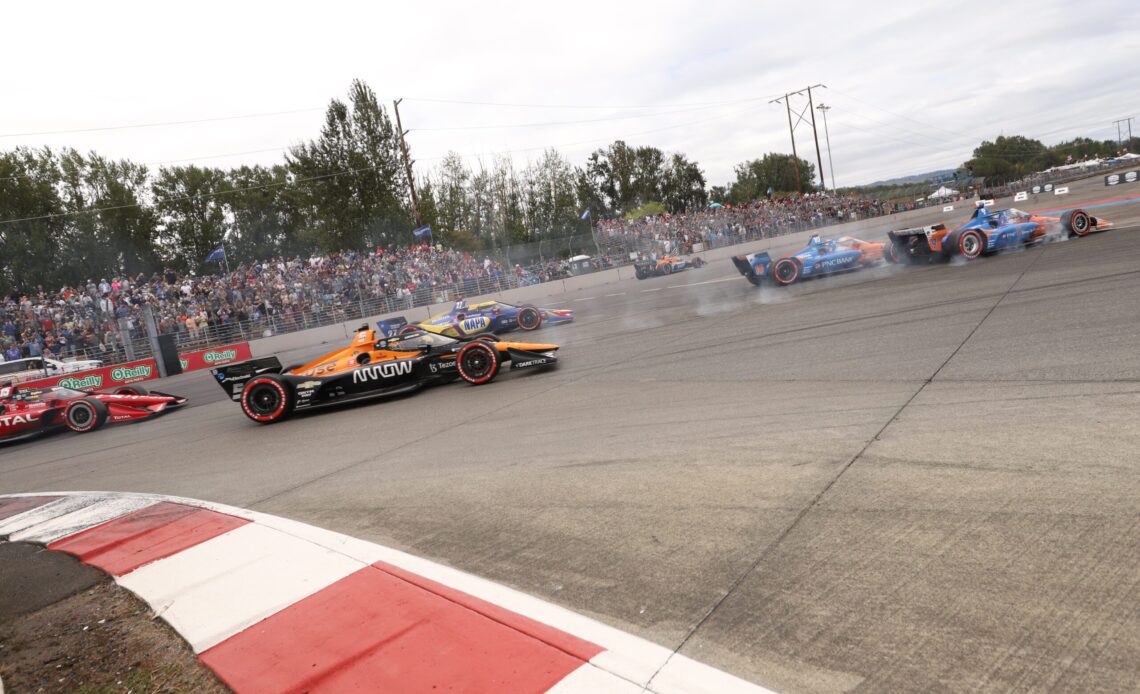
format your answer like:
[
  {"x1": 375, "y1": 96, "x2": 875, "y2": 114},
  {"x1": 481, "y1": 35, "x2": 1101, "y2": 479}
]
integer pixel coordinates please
[{"x1": 2, "y1": 193, "x2": 890, "y2": 366}]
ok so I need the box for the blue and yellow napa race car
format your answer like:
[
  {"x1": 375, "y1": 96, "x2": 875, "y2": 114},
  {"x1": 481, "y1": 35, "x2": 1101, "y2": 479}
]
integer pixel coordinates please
[
  {"x1": 733, "y1": 234, "x2": 895, "y2": 286},
  {"x1": 377, "y1": 299, "x2": 573, "y2": 339}
]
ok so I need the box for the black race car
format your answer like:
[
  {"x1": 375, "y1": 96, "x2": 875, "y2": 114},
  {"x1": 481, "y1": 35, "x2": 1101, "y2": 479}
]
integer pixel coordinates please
[{"x1": 212, "y1": 325, "x2": 560, "y2": 424}]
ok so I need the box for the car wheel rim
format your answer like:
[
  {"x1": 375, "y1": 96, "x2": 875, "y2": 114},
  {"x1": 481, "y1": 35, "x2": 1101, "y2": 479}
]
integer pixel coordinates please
[
  {"x1": 962, "y1": 235, "x2": 980, "y2": 256},
  {"x1": 1074, "y1": 215, "x2": 1088, "y2": 232},
  {"x1": 71, "y1": 406, "x2": 91, "y2": 426},
  {"x1": 777, "y1": 263, "x2": 795, "y2": 281},
  {"x1": 520, "y1": 311, "x2": 537, "y2": 329},
  {"x1": 250, "y1": 387, "x2": 280, "y2": 416},
  {"x1": 465, "y1": 352, "x2": 489, "y2": 377}
]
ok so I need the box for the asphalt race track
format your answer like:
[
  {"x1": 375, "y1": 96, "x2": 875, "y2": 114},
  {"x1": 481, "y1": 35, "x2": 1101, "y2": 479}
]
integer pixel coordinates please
[{"x1": 4, "y1": 177, "x2": 1140, "y2": 692}]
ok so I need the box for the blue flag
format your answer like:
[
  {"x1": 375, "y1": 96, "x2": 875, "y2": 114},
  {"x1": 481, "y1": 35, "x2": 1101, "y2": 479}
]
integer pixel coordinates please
[
  {"x1": 413, "y1": 224, "x2": 432, "y2": 239},
  {"x1": 579, "y1": 208, "x2": 590, "y2": 220},
  {"x1": 205, "y1": 245, "x2": 226, "y2": 263}
]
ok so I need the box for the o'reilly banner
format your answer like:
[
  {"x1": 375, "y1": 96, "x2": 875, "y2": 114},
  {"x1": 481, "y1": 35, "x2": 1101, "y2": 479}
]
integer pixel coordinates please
[
  {"x1": 179, "y1": 343, "x2": 253, "y2": 372},
  {"x1": 23, "y1": 358, "x2": 159, "y2": 391},
  {"x1": 1105, "y1": 170, "x2": 1139, "y2": 186}
]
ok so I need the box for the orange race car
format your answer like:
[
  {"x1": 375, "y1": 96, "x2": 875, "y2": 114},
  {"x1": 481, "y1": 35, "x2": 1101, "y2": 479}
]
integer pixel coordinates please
[
  {"x1": 211, "y1": 326, "x2": 559, "y2": 424},
  {"x1": 634, "y1": 254, "x2": 705, "y2": 279},
  {"x1": 888, "y1": 205, "x2": 1112, "y2": 262}
]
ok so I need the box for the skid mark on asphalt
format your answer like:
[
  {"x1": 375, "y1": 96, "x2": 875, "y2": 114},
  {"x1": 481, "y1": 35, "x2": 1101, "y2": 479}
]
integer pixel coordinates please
[{"x1": 644, "y1": 240, "x2": 1058, "y2": 689}]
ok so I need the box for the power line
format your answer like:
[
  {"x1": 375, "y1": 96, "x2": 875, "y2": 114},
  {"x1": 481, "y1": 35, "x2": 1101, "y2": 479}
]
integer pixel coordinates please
[
  {"x1": 410, "y1": 102, "x2": 754, "y2": 132},
  {"x1": 0, "y1": 107, "x2": 324, "y2": 139},
  {"x1": 403, "y1": 94, "x2": 781, "y2": 110}
]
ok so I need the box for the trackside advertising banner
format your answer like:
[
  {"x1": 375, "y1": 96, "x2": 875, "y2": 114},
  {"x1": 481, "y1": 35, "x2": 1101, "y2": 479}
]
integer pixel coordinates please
[
  {"x1": 1104, "y1": 170, "x2": 1139, "y2": 186},
  {"x1": 21, "y1": 359, "x2": 160, "y2": 391},
  {"x1": 179, "y1": 343, "x2": 252, "y2": 372}
]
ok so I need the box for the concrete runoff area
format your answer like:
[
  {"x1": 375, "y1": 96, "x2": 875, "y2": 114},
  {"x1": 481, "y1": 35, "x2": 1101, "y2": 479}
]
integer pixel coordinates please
[{"x1": 2, "y1": 179, "x2": 1139, "y2": 692}]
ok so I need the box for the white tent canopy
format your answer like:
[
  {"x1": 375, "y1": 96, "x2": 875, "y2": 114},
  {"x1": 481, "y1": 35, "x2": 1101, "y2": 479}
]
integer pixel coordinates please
[{"x1": 927, "y1": 185, "x2": 959, "y2": 200}]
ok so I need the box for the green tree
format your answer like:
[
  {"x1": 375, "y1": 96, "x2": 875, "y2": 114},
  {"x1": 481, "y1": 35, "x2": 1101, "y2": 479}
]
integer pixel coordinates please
[
  {"x1": 287, "y1": 79, "x2": 410, "y2": 253},
  {"x1": 0, "y1": 147, "x2": 66, "y2": 290},
  {"x1": 660, "y1": 153, "x2": 707, "y2": 213},
  {"x1": 727, "y1": 153, "x2": 816, "y2": 204},
  {"x1": 152, "y1": 165, "x2": 231, "y2": 272}
]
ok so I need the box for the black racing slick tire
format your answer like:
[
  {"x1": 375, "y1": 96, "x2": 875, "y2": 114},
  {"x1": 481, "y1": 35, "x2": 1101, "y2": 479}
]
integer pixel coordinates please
[
  {"x1": 517, "y1": 306, "x2": 542, "y2": 331},
  {"x1": 474, "y1": 334, "x2": 500, "y2": 343},
  {"x1": 113, "y1": 384, "x2": 149, "y2": 396},
  {"x1": 957, "y1": 230, "x2": 985, "y2": 260},
  {"x1": 241, "y1": 374, "x2": 294, "y2": 424},
  {"x1": 772, "y1": 258, "x2": 800, "y2": 286},
  {"x1": 635, "y1": 267, "x2": 648, "y2": 280},
  {"x1": 457, "y1": 341, "x2": 499, "y2": 385},
  {"x1": 65, "y1": 397, "x2": 109, "y2": 433},
  {"x1": 661, "y1": 263, "x2": 673, "y2": 275},
  {"x1": 1063, "y1": 209, "x2": 1092, "y2": 237}
]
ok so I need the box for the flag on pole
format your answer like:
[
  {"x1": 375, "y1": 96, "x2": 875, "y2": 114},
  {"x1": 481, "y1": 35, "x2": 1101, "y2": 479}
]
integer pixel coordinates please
[
  {"x1": 413, "y1": 224, "x2": 433, "y2": 239},
  {"x1": 205, "y1": 245, "x2": 226, "y2": 263},
  {"x1": 579, "y1": 208, "x2": 590, "y2": 220}
]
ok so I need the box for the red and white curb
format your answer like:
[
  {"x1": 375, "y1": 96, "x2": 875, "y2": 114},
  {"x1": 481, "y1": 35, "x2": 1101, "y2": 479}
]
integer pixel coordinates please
[{"x1": 0, "y1": 492, "x2": 773, "y2": 693}]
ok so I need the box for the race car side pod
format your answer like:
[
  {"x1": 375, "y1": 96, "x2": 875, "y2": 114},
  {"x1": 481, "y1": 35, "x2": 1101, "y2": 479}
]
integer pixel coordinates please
[
  {"x1": 732, "y1": 252, "x2": 771, "y2": 286},
  {"x1": 505, "y1": 347, "x2": 558, "y2": 370},
  {"x1": 211, "y1": 357, "x2": 285, "y2": 402}
]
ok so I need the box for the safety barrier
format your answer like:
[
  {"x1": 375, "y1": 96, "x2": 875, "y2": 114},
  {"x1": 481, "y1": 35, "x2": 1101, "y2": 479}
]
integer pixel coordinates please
[
  {"x1": 178, "y1": 343, "x2": 253, "y2": 373},
  {"x1": 19, "y1": 358, "x2": 160, "y2": 391}
]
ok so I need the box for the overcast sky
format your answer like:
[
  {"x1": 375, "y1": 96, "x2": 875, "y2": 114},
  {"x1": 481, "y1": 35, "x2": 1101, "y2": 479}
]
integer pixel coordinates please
[{"x1": 2, "y1": 0, "x2": 1137, "y2": 188}]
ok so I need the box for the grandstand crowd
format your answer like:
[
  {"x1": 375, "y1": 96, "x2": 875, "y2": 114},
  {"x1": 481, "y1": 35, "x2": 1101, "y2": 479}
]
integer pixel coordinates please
[{"x1": 2, "y1": 192, "x2": 889, "y2": 365}]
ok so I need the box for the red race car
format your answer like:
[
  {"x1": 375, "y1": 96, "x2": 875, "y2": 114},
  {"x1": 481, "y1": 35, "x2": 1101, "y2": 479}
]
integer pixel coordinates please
[{"x1": 0, "y1": 382, "x2": 187, "y2": 444}]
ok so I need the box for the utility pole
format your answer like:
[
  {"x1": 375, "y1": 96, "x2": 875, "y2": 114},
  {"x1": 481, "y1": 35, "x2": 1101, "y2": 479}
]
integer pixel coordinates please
[
  {"x1": 771, "y1": 84, "x2": 826, "y2": 195},
  {"x1": 1113, "y1": 117, "x2": 1135, "y2": 152},
  {"x1": 771, "y1": 94, "x2": 803, "y2": 194},
  {"x1": 806, "y1": 85, "x2": 826, "y2": 190},
  {"x1": 816, "y1": 103, "x2": 836, "y2": 190},
  {"x1": 393, "y1": 99, "x2": 423, "y2": 227}
]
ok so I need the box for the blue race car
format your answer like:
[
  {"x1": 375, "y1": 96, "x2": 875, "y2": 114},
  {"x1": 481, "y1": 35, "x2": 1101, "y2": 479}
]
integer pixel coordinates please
[
  {"x1": 887, "y1": 205, "x2": 1111, "y2": 262},
  {"x1": 378, "y1": 299, "x2": 574, "y2": 339},
  {"x1": 732, "y1": 234, "x2": 894, "y2": 286}
]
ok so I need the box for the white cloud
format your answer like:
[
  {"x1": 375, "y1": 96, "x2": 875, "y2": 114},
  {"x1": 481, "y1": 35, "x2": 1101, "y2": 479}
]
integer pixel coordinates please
[{"x1": 1, "y1": 0, "x2": 1136, "y2": 187}]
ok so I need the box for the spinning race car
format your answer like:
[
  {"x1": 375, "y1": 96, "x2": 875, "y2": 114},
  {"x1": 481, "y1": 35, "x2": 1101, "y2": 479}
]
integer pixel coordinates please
[
  {"x1": 634, "y1": 255, "x2": 705, "y2": 280},
  {"x1": 0, "y1": 382, "x2": 187, "y2": 444},
  {"x1": 378, "y1": 299, "x2": 573, "y2": 339},
  {"x1": 213, "y1": 325, "x2": 560, "y2": 424},
  {"x1": 732, "y1": 234, "x2": 894, "y2": 286},
  {"x1": 888, "y1": 205, "x2": 1111, "y2": 262}
]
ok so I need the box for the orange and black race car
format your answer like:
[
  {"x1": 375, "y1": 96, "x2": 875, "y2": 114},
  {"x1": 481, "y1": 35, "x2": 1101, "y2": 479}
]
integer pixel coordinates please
[
  {"x1": 211, "y1": 326, "x2": 559, "y2": 424},
  {"x1": 634, "y1": 255, "x2": 704, "y2": 279}
]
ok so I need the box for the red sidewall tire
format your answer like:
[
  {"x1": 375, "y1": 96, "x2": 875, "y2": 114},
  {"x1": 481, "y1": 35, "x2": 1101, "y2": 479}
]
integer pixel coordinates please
[
  {"x1": 475, "y1": 334, "x2": 500, "y2": 343},
  {"x1": 773, "y1": 259, "x2": 799, "y2": 286},
  {"x1": 959, "y1": 230, "x2": 984, "y2": 260},
  {"x1": 65, "y1": 398, "x2": 106, "y2": 433},
  {"x1": 1070, "y1": 210, "x2": 1091, "y2": 237},
  {"x1": 517, "y1": 306, "x2": 542, "y2": 331},
  {"x1": 241, "y1": 376, "x2": 291, "y2": 424},
  {"x1": 400, "y1": 324, "x2": 420, "y2": 335},
  {"x1": 457, "y1": 342, "x2": 499, "y2": 385},
  {"x1": 114, "y1": 385, "x2": 148, "y2": 396}
]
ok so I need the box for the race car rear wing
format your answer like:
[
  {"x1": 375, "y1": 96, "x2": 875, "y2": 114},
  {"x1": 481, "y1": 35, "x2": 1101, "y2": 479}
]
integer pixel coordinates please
[
  {"x1": 889, "y1": 223, "x2": 947, "y2": 239},
  {"x1": 732, "y1": 251, "x2": 771, "y2": 280},
  {"x1": 211, "y1": 357, "x2": 284, "y2": 401},
  {"x1": 376, "y1": 316, "x2": 409, "y2": 337}
]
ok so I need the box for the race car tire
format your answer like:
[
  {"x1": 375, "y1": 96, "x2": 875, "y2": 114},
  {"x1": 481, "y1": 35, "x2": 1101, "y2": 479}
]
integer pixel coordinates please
[
  {"x1": 113, "y1": 384, "x2": 149, "y2": 396},
  {"x1": 635, "y1": 267, "x2": 648, "y2": 280},
  {"x1": 517, "y1": 306, "x2": 542, "y2": 331},
  {"x1": 661, "y1": 263, "x2": 673, "y2": 275},
  {"x1": 772, "y1": 258, "x2": 800, "y2": 286},
  {"x1": 957, "y1": 230, "x2": 985, "y2": 260},
  {"x1": 1063, "y1": 209, "x2": 1091, "y2": 237},
  {"x1": 474, "y1": 334, "x2": 500, "y2": 343},
  {"x1": 457, "y1": 341, "x2": 499, "y2": 385},
  {"x1": 400, "y1": 324, "x2": 420, "y2": 335},
  {"x1": 886, "y1": 242, "x2": 904, "y2": 264},
  {"x1": 241, "y1": 374, "x2": 294, "y2": 424},
  {"x1": 65, "y1": 397, "x2": 108, "y2": 433}
]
